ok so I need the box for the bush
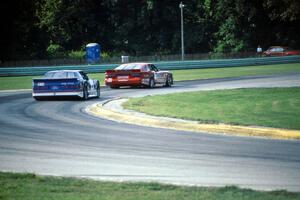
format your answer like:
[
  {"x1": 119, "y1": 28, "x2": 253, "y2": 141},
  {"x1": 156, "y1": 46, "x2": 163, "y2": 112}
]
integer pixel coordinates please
[
  {"x1": 46, "y1": 44, "x2": 65, "y2": 58},
  {"x1": 101, "y1": 51, "x2": 111, "y2": 59},
  {"x1": 68, "y1": 50, "x2": 85, "y2": 59}
]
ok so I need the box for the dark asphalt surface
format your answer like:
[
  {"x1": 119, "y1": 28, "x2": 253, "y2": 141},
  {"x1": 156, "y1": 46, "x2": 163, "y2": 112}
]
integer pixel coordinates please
[{"x1": 0, "y1": 74, "x2": 300, "y2": 191}]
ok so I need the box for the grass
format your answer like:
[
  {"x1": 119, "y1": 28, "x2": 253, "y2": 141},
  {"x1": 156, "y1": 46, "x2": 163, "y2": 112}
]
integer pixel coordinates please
[
  {"x1": 123, "y1": 88, "x2": 300, "y2": 130},
  {"x1": 0, "y1": 76, "x2": 39, "y2": 90},
  {"x1": 0, "y1": 63, "x2": 299, "y2": 90},
  {"x1": 0, "y1": 172, "x2": 299, "y2": 200},
  {"x1": 89, "y1": 73, "x2": 105, "y2": 85},
  {"x1": 172, "y1": 63, "x2": 300, "y2": 81}
]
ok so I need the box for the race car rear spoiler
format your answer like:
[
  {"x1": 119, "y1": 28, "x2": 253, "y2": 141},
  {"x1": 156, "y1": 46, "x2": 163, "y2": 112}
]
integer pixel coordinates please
[{"x1": 105, "y1": 69, "x2": 141, "y2": 74}]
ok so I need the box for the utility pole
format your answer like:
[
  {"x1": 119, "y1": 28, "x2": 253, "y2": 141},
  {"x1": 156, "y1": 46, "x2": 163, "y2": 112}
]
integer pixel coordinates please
[{"x1": 179, "y1": 2, "x2": 185, "y2": 61}]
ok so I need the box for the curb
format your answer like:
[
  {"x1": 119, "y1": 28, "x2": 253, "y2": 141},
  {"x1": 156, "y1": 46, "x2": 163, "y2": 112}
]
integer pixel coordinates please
[{"x1": 86, "y1": 98, "x2": 300, "y2": 140}]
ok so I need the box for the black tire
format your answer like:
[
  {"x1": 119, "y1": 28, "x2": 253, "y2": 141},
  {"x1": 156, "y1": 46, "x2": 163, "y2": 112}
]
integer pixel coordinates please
[
  {"x1": 82, "y1": 86, "x2": 88, "y2": 100},
  {"x1": 34, "y1": 96, "x2": 43, "y2": 101},
  {"x1": 148, "y1": 78, "x2": 155, "y2": 88},
  {"x1": 165, "y1": 75, "x2": 173, "y2": 87},
  {"x1": 110, "y1": 86, "x2": 119, "y2": 89},
  {"x1": 96, "y1": 82, "x2": 100, "y2": 98}
]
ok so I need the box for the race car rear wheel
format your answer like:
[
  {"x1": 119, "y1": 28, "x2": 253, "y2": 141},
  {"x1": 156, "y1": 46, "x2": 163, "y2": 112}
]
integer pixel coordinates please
[{"x1": 34, "y1": 97, "x2": 44, "y2": 101}]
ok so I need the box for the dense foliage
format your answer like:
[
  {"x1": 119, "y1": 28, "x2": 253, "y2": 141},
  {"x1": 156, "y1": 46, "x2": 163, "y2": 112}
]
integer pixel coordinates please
[{"x1": 1, "y1": 0, "x2": 299, "y2": 61}]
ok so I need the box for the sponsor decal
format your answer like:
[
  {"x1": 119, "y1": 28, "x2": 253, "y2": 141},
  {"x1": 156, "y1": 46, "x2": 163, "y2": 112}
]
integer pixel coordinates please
[
  {"x1": 61, "y1": 82, "x2": 76, "y2": 85},
  {"x1": 37, "y1": 82, "x2": 45, "y2": 87}
]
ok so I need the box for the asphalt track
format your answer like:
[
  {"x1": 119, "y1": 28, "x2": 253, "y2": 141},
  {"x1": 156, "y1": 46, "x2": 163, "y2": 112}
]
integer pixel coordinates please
[{"x1": 0, "y1": 73, "x2": 300, "y2": 192}]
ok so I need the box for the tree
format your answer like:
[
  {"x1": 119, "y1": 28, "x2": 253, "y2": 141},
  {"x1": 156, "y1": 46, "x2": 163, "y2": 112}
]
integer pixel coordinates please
[
  {"x1": 1, "y1": 0, "x2": 300, "y2": 61},
  {"x1": 262, "y1": 0, "x2": 300, "y2": 48},
  {"x1": 263, "y1": 0, "x2": 300, "y2": 22},
  {"x1": 0, "y1": 0, "x2": 46, "y2": 60}
]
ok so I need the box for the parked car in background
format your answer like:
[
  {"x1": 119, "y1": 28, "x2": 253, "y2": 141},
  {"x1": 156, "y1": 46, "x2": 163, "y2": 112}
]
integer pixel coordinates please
[
  {"x1": 263, "y1": 46, "x2": 300, "y2": 57},
  {"x1": 32, "y1": 70, "x2": 100, "y2": 100},
  {"x1": 105, "y1": 62, "x2": 173, "y2": 88}
]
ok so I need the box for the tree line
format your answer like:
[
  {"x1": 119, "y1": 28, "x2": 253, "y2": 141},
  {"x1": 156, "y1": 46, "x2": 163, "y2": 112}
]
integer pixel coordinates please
[{"x1": 1, "y1": 0, "x2": 299, "y2": 61}]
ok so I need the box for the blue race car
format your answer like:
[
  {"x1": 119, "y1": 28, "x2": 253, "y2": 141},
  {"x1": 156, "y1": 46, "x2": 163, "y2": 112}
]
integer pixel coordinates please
[{"x1": 32, "y1": 70, "x2": 100, "y2": 100}]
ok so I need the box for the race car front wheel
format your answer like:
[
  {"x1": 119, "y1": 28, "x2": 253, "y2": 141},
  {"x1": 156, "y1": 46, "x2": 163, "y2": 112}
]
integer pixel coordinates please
[
  {"x1": 165, "y1": 75, "x2": 173, "y2": 87},
  {"x1": 82, "y1": 86, "x2": 89, "y2": 100},
  {"x1": 96, "y1": 82, "x2": 100, "y2": 98},
  {"x1": 149, "y1": 78, "x2": 155, "y2": 88}
]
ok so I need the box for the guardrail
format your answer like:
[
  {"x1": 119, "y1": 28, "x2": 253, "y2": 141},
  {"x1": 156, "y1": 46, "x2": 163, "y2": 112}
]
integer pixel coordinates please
[
  {"x1": 0, "y1": 56, "x2": 300, "y2": 77},
  {"x1": 0, "y1": 52, "x2": 259, "y2": 67}
]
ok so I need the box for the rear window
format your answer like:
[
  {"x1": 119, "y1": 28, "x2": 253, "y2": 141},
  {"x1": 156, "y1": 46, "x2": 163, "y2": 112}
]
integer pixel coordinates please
[
  {"x1": 44, "y1": 71, "x2": 68, "y2": 78},
  {"x1": 67, "y1": 72, "x2": 77, "y2": 78},
  {"x1": 115, "y1": 64, "x2": 143, "y2": 70}
]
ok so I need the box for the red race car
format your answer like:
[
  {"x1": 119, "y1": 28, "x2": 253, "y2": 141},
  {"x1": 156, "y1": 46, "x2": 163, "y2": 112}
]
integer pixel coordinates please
[
  {"x1": 105, "y1": 62, "x2": 173, "y2": 88},
  {"x1": 263, "y1": 46, "x2": 300, "y2": 57}
]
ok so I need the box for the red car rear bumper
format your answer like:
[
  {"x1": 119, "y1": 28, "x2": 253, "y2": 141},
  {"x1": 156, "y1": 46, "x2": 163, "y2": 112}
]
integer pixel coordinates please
[{"x1": 105, "y1": 77, "x2": 148, "y2": 87}]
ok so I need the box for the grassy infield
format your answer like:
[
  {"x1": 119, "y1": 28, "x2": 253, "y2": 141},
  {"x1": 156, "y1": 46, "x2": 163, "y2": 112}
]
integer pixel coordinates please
[
  {"x1": 124, "y1": 88, "x2": 300, "y2": 130},
  {"x1": 1, "y1": 172, "x2": 299, "y2": 200},
  {"x1": 1, "y1": 63, "x2": 300, "y2": 199}
]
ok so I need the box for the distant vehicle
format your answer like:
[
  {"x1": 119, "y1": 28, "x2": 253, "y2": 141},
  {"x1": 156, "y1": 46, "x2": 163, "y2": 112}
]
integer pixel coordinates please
[
  {"x1": 32, "y1": 70, "x2": 100, "y2": 100},
  {"x1": 262, "y1": 46, "x2": 300, "y2": 57},
  {"x1": 105, "y1": 62, "x2": 173, "y2": 88}
]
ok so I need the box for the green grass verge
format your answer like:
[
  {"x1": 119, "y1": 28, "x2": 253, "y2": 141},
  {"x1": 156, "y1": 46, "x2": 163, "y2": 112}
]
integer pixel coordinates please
[
  {"x1": 172, "y1": 63, "x2": 300, "y2": 81},
  {"x1": 0, "y1": 76, "x2": 39, "y2": 91},
  {"x1": 123, "y1": 88, "x2": 300, "y2": 130},
  {"x1": 0, "y1": 172, "x2": 299, "y2": 200},
  {"x1": 0, "y1": 63, "x2": 299, "y2": 90}
]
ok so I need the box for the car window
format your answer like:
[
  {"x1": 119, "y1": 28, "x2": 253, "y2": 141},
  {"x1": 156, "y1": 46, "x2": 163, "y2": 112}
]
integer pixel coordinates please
[
  {"x1": 277, "y1": 47, "x2": 283, "y2": 52},
  {"x1": 116, "y1": 64, "x2": 143, "y2": 70},
  {"x1": 44, "y1": 72, "x2": 54, "y2": 78},
  {"x1": 123, "y1": 64, "x2": 135, "y2": 70},
  {"x1": 43, "y1": 71, "x2": 68, "y2": 78},
  {"x1": 116, "y1": 64, "x2": 130, "y2": 70},
  {"x1": 133, "y1": 65, "x2": 142, "y2": 69},
  {"x1": 150, "y1": 65, "x2": 158, "y2": 72},
  {"x1": 141, "y1": 65, "x2": 150, "y2": 72},
  {"x1": 80, "y1": 71, "x2": 89, "y2": 80},
  {"x1": 74, "y1": 72, "x2": 81, "y2": 79},
  {"x1": 67, "y1": 72, "x2": 76, "y2": 78},
  {"x1": 116, "y1": 64, "x2": 131, "y2": 70}
]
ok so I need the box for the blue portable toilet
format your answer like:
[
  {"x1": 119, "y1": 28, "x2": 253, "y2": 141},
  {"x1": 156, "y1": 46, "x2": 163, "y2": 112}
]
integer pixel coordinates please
[{"x1": 86, "y1": 43, "x2": 100, "y2": 64}]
